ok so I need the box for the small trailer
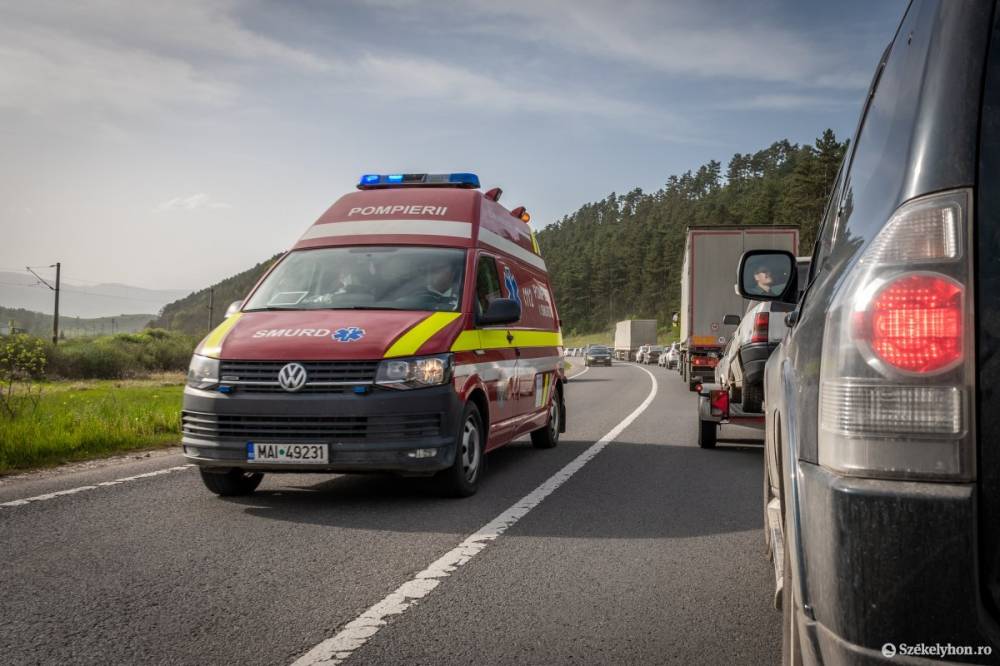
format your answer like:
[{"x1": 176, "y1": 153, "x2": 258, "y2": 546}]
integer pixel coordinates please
[{"x1": 694, "y1": 382, "x2": 765, "y2": 449}]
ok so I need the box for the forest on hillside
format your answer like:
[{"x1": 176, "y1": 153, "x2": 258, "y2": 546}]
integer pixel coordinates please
[
  {"x1": 536, "y1": 130, "x2": 846, "y2": 336},
  {"x1": 151, "y1": 255, "x2": 281, "y2": 335}
]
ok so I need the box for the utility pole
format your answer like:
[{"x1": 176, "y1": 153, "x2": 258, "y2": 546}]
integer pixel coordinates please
[
  {"x1": 54, "y1": 262, "x2": 60, "y2": 344},
  {"x1": 27, "y1": 262, "x2": 60, "y2": 344},
  {"x1": 207, "y1": 288, "x2": 215, "y2": 332}
]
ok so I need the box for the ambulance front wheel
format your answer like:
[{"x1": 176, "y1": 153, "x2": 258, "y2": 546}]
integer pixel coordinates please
[
  {"x1": 200, "y1": 468, "x2": 264, "y2": 496},
  {"x1": 531, "y1": 388, "x2": 562, "y2": 449},
  {"x1": 436, "y1": 401, "x2": 484, "y2": 497}
]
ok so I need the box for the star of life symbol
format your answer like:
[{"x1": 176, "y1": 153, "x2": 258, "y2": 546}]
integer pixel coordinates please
[
  {"x1": 277, "y1": 363, "x2": 308, "y2": 393},
  {"x1": 503, "y1": 267, "x2": 521, "y2": 309},
  {"x1": 332, "y1": 327, "x2": 365, "y2": 342}
]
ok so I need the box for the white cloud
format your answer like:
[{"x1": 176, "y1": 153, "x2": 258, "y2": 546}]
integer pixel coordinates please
[
  {"x1": 153, "y1": 193, "x2": 232, "y2": 213},
  {"x1": 0, "y1": 0, "x2": 332, "y2": 120},
  {"x1": 358, "y1": 54, "x2": 643, "y2": 118},
  {"x1": 366, "y1": 0, "x2": 874, "y2": 90},
  {"x1": 722, "y1": 93, "x2": 849, "y2": 111}
]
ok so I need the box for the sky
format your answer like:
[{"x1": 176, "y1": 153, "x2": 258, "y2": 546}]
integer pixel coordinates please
[{"x1": 0, "y1": 0, "x2": 905, "y2": 292}]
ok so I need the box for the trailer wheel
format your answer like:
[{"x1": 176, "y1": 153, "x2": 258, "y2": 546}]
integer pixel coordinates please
[{"x1": 698, "y1": 418, "x2": 717, "y2": 449}]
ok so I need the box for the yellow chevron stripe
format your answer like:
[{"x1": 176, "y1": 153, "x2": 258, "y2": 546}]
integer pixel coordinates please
[
  {"x1": 384, "y1": 312, "x2": 462, "y2": 358},
  {"x1": 450, "y1": 329, "x2": 562, "y2": 352},
  {"x1": 197, "y1": 313, "x2": 243, "y2": 359},
  {"x1": 541, "y1": 372, "x2": 551, "y2": 405},
  {"x1": 450, "y1": 330, "x2": 483, "y2": 352}
]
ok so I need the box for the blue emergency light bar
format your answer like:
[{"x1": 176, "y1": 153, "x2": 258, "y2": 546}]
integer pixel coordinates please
[{"x1": 357, "y1": 173, "x2": 480, "y2": 190}]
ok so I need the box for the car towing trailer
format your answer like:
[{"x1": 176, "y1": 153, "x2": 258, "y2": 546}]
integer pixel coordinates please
[{"x1": 694, "y1": 382, "x2": 764, "y2": 449}]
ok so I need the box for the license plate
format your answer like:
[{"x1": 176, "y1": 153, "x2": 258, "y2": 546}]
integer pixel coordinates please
[{"x1": 247, "y1": 442, "x2": 328, "y2": 464}]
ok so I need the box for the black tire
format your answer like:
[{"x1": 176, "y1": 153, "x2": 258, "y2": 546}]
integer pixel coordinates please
[
  {"x1": 742, "y1": 383, "x2": 764, "y2": 413},
  {"x1": 199, "y1": 468, "x2": 263, "y2": 496},
  {"x1": 436, "y1": 401, "x2": 485, "y2": 497},
  {"x1": 531, "y1": 387, "x2": 562, "y2": 449},
  {"x1": 782, "y1": 535, "x2": 804, "y2": 665},
  {"x1": 698, "y1": 418, "x2": 717, "y2": 449}
]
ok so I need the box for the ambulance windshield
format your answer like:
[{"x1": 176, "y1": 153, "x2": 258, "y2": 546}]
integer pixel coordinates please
[{"x1": 243, "y1": 246, "x2": 466, "y2": 313}]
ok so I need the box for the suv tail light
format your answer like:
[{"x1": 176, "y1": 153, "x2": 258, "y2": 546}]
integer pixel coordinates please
[
  {"x1": 855, "y1": 273, "x2": 963, "y2": 373},
  {"x1": 750, "y1": 312, "x2": 770, "y2": 344},
  {"x1": 818, "y1": 189, "x2": 975, "y2": 481}
]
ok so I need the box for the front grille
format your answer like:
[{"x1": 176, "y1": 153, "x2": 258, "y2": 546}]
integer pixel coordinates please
[
  {"x1": 182, "y1": 411, "x2": 443, "y2": 441},
  {"x1": 219, "y1": 360, "x2": 379, "y2": 393}
]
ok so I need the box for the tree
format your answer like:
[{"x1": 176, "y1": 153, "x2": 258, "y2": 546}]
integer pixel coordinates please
[
  {"x1": 0, "y1": 334, "x2": 46, "y2": 418},
  {"x1": 536, "y1": 130, "x2": 846, "y2": 335}
]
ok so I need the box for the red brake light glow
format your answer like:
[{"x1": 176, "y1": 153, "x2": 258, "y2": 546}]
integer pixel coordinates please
[
  {"x1": 858, "y1": 274, "x2": 963, "y2": 374},
  {"x1": 750, "y1": 312, "x2": 769, "y2": 344}
]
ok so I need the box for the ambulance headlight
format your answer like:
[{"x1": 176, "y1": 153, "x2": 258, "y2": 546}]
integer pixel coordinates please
[
  {"x1": 187, "y1": 355, "x2": 220, "y2": 390},
  {"x1": 376, "y1": 354, "x2": 452, "y2": 389}
]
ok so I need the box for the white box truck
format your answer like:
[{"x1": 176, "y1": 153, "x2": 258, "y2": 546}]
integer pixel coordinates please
[
  {"x1": 614, "y1": 319, "x2": 657, "y2": 361},
  {"x1": 679, "y1": 226, "x2": 798, "y2": 390}
]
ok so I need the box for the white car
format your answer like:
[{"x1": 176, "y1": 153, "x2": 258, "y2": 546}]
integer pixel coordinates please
[
  {"x1": 717, "y1": 259, "x2": 809, "y2": 412},
  {"x1": 658, "y1": 343, "x2": 680, "y2": 369}
]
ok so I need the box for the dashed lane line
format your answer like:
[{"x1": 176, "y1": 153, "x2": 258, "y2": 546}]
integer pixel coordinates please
[
  {"x1": 0, "y1": 465, "x2": 195, "y2": 508},
  {"x1": 291, "y1": 363, "x2": 658, "y2": 666}
]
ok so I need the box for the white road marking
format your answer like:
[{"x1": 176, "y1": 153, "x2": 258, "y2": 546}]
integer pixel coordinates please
[
  {"x1": 567, "y1": 364, "x2": 590, "y2": 380},
  {"x1": 292, "y1": 364, "x2": 658, "y2": 666},
  {"x1": 0, "y1": 464, "x2": 195, "y2": 508}
]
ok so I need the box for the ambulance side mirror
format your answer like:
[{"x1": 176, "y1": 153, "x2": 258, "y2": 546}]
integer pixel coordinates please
[
  {"x1": 478, "y1": 298, "x2": 521, "y2": 326},
  {"x1": 225, "y1": 301, "x2": 243, "y2": 318}
]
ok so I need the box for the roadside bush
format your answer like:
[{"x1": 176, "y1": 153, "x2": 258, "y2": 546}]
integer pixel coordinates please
[
  {"x1": 44, "y1": 330, "x2": 197, "y2": 379},
  {"x1": 0, "y1": 334, "x2": 47, "y2": 418}
]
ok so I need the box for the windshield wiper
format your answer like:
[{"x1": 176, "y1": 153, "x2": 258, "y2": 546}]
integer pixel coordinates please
[
  {"x1": 242, "y1": 306, "x2": 303, "y2": 312},
  {"x1": 334, "y1": 306, "x2": 408, "y2": 311}
]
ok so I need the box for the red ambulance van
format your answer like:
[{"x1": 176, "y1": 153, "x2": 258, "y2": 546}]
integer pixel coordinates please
[{"x1": 182, "y1": 173, "x2": 565, "y2": 497}]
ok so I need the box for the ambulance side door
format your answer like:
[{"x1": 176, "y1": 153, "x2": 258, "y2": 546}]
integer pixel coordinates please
[{"x1": 473, "y1": 252, "x2": 519, "y2": 443}]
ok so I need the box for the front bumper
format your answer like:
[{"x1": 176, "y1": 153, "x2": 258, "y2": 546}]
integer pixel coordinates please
[
  {"x1": 586, "y1": 357, "x2": 611, "y2": 365},
  {"x1": 182, "y1": 383, "x2": 463, "y2": 474},
  {"x1": 795, "y1": 463, "x2": 999, "y2": 663}
]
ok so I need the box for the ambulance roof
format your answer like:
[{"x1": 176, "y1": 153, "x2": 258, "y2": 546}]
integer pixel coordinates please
[{"x1": 293, "y1": 179, "x2": 545, "y2": 272}]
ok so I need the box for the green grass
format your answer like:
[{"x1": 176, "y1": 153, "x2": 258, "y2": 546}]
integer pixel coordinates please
[
  {"x1": 563, "y1": 332, "x2": 615, "y2": 349},
  {"x1": 0, "y1": 374, "x2": 184, "y2": 474}
]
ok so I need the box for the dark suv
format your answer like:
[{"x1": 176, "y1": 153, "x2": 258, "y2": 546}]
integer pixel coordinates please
[{"x1": 743, "y1": 2, "x2": 1000, "y2": 663}]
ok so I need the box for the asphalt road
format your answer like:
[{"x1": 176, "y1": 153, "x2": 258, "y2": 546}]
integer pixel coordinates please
[{"x1": 0, "y1": 360, "x2": 780, "y2": 665}]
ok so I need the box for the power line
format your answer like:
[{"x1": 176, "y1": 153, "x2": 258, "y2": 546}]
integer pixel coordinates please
[{"x1": 0, "y1": 280, "x2": 47, "y2": 289}]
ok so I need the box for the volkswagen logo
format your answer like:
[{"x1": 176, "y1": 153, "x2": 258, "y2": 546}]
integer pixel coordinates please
[{"x1": 277, "y1": 363, "x2": 308, "y2": 392}]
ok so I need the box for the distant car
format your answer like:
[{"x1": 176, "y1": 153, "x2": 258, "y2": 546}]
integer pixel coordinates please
[
  {"x1": 644, "y1": 345, "x2": 664, "y2": 365},
  {"x1": 584, "y1": 345, "x2": 612, "y2": 367},
  {"x1": 659, "y1": 342, "x2": 680, "y2": 369},
  {"x1": 635, "y1": 344, "x2": 650, "y2": 364},
  {"x1": 717, "y1": 300, "x2": 796, "y2": 413}
]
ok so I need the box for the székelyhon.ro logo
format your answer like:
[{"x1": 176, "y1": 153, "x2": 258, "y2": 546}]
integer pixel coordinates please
[{"x1": 332, "y1": 327, "x2": 365, "y2": 342}]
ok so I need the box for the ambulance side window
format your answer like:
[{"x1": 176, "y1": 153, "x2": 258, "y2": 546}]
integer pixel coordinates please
[{"x1": 475, "y1": 255, "x2": 503, "y2": 316}]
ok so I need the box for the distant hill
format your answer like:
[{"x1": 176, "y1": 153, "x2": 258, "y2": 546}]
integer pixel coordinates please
[
  {"x1": 152, "y1": 255, "x2": 282, "y2": 336},
  {"x1": 0, "y1": 307, "x2": 154, "y2": 338},
  {"x1": 0, "y1": 271, "x2": 188, "y2": 319}
]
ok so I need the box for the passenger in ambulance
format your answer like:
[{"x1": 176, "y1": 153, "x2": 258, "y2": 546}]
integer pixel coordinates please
[{"x1": 418, "y1": 259, "x2": 461, "y2": 310}]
